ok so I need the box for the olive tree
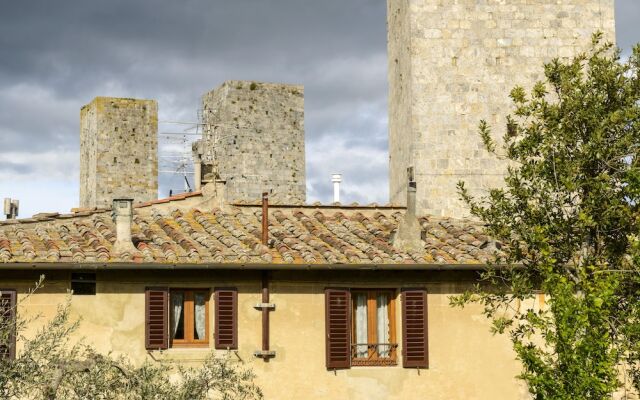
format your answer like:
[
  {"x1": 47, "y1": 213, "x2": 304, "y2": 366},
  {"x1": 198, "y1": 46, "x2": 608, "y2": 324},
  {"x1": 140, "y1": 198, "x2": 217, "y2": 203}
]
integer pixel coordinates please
[
  {"x1": 0, "y1": 278, "x2": 262, "y2": 400},
  {"x1": 452, "y1": 34, "x2": 640, "y2": 399}
]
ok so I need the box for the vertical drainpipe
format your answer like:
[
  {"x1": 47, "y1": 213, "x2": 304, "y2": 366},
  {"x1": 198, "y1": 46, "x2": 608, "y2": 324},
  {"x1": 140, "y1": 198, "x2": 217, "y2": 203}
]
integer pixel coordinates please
[
  {"x1": 255, "y1": 192, "x2": 275, "y2": 359},
  {"x1": 261, "y1": 271, "x2": 270, "y2": 357}
]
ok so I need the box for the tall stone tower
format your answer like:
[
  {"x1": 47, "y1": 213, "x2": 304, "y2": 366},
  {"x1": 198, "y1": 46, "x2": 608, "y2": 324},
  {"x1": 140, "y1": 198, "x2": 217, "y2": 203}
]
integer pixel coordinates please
[
  {"x1": 196, "y1": 80, "x2": 306, "y2": 204},
  {"x1": 388, "y1": 0, "x2": 615, "y2": 217},
  {"x1": 80, "y1": 97, "x2": 158, "y2": 208}
]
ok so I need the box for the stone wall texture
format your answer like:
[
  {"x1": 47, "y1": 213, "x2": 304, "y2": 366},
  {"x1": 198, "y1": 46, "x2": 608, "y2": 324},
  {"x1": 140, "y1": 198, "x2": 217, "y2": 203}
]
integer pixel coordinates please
[
  {"x1": 200, "y1": 81, "x2": 306, "y2": 204},
  {"x1": 388, "y1": 0, "x2": 616, "y2": 217},
  {"x1": 80, "y1": 97, "x2": 158, "y2": 208}
]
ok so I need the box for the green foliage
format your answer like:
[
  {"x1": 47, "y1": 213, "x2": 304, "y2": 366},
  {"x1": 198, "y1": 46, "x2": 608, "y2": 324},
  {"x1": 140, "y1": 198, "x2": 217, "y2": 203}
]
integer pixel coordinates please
[
  {"x1": 0, "y1": 282, "x2": 262, "y2": 400},
  {"x1": 453, "y1": 33, "x2": 640, "y2": 399}
]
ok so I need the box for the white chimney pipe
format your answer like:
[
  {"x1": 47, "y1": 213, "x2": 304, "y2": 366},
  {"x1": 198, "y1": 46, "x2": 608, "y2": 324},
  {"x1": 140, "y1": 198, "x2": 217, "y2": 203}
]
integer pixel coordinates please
[
  {"x1": 112, "y1": 198, "x2": 137, "y2": 255},
  {"x1": 331, "y1": 174, "x2": 342, "y2": 203}
]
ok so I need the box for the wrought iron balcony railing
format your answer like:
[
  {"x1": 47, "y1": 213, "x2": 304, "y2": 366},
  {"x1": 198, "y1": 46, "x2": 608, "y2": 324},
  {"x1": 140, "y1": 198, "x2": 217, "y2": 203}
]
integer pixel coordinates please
[{"x1": 351, "y1": 343, "x2": 398, "y2": 366}]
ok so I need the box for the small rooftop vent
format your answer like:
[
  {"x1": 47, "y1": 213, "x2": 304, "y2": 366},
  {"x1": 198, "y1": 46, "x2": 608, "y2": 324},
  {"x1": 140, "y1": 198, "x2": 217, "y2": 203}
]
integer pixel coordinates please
[{"x1": 3, "y1": 198, "x2": 19, "y2": 220}]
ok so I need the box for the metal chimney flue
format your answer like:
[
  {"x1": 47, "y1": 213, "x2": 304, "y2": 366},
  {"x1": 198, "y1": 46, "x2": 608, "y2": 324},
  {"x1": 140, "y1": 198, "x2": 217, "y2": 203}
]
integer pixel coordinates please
[
  {"x1": 112, "y1": 198, "x2": 137, "y2": 254},
  {"x1": 331, "y1": 174, "x2": 342, "y2": 203},
  {"x1": 407, "y1": 180, "x2": 417, "y2": 217},
  {"x1": 261, "y1": 192, "x2": 269, "y2": 245}
]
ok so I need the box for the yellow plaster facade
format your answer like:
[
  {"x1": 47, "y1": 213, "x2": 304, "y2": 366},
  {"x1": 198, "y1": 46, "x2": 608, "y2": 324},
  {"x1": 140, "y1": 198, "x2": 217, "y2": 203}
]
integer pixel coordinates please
[{"x1": 3, "y1": 269, "x2": 530, "y2": 399}]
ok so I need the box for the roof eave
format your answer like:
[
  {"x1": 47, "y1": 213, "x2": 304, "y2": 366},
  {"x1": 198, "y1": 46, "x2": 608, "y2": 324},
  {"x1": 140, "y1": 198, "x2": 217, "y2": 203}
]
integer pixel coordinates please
[{"x1": 0, "y1": 262, "x2": 492, "y2": 271}]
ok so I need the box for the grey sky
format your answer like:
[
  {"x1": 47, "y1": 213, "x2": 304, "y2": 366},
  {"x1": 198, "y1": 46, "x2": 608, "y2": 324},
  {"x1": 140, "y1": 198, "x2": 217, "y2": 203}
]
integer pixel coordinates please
[{"x1": 0, "y1": 1, "x2": 638, "y2": 218}]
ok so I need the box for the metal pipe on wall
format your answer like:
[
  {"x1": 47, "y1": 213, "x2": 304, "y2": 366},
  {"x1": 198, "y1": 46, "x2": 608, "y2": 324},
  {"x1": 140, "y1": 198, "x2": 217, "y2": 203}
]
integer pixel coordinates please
[
  {"x1": 255, "y1": 192, "x2": 275, "y2": 359},
  {"x1": 261, "y1": 192, "x2": 269, "y2": 245},
  {"x1": 261, "y1": 271, "x2": 270, "y2": 354}
]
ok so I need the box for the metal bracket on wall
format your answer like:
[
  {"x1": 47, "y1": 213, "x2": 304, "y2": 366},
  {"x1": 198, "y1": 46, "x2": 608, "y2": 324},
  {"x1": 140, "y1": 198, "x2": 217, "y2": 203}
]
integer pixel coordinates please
[
  {"x1": 253, "y1": 303, "x2": 276, "y2": 310},
  {"x1": 253, "y1": 350, "x2": 276, "y2": 359}
]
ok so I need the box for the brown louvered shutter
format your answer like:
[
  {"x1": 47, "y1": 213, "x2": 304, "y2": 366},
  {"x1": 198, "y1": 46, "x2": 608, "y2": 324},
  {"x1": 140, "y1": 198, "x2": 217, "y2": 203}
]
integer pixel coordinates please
[
  {"x1": 0, "y1": 289, "x2": 17, "y2": 360},
  {"x1": 214, "y1": 288, "x2": 237, "y2": 349},
  {"x1": 402, "y1": 289, "x2": 428, "y2": 368},
  {"x1": 325, "y1": 288, "x2": 351, "y2": 369},
  {"x1": 145, "y1": 287, "x2": 168, "y2": 350}
]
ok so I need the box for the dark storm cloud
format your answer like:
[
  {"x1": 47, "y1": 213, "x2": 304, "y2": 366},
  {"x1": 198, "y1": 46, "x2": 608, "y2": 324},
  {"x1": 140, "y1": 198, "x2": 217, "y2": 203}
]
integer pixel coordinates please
[
  {"x1": 0, "y1": 0, "x2": 389, "y2": 210},
  {"x1": 0, "y1": 1, "x2": 639, "y2": 216}
]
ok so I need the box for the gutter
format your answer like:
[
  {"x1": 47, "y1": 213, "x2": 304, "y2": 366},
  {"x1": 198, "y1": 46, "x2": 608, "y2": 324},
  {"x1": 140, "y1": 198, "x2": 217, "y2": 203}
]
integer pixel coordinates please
[{"x1": 0, "y1": 263, "x2": 494, "y2": 271}]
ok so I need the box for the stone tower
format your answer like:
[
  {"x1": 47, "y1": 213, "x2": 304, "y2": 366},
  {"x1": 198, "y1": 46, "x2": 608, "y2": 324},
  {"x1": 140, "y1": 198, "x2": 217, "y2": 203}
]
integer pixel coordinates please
[
  {"x1": 387, "y1": 0, "x2": 615, "y2": 217},
  {"x1": 196, "y1": 80, "x2": 306, "y2": 204},
  {"x1": 80, "y1": 97, "x2": 158, "y2": 208}
]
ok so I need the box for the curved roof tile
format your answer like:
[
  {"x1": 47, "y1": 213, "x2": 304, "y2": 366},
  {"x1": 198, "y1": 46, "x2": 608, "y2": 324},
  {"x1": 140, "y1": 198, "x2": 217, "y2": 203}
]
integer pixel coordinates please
[{"x1": 0, "y1": 206, "x2": 502, "y2": 265}]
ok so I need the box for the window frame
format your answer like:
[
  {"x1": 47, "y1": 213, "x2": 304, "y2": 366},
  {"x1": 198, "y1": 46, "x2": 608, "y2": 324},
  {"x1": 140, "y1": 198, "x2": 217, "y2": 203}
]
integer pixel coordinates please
[
  {"x1": 0, "y1": 289, "x2": 17, "y2": 360},
  {"x1": 350, "y1": 289, "x2": 397, "y2": 366},
  {"x1": 169, "y1": 289, "x2": 210, "y2": 348}
]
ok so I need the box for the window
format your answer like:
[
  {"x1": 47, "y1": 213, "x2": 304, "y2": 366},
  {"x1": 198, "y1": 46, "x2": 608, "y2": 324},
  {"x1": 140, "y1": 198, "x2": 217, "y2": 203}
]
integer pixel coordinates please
[
  {"x1": 170, "y1": 289, "x2": 209, "y2": 347},
  {"x1": 0, "y1": 289, "x2": 17, "y2": 359},
  {"x1": 71, "y1": 273, "x2": 96, "y2": 295},
  {"x1": 325, "y1": 288, "x2": 428, "y2": 370},
  {"x1": 351, "y1": 290, "x2": 397, "y2": 366}
]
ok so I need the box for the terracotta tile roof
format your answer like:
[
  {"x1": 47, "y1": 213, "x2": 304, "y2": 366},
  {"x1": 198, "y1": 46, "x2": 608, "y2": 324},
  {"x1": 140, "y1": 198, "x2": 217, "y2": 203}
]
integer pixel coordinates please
[{"x1": 0, "y1": 205, "x2": 500, "y2": 266}]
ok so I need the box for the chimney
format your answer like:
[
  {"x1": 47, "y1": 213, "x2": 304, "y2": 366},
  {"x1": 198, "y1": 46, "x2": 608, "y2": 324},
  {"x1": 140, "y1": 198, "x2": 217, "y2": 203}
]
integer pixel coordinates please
[
  {"x1": 392, "y1": 170, "x2": 423, "y2": 252},
  {"x1": 331, "y1": 174, "x2": 342, "y2": 203},
  {"x1": 111, "y1": 198, "x2": 137, "y2": 254},
  {"x1": 3, "y1": 198, "x2": 19, "y2": 220}
]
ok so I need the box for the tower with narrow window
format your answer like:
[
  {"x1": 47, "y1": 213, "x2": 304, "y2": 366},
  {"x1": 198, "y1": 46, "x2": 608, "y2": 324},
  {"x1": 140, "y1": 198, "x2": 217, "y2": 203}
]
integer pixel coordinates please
[
  {"x1": 80, "y1": 97, "x2": 158, "y2": 208},
  {"x1": 387, "y1": 0, "x2": 615, "y2": 217}
]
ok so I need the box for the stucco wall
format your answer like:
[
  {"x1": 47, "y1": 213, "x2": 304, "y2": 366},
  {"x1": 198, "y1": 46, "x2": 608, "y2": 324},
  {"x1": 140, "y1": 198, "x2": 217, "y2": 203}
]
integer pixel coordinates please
[{"x1": 5, "y1": 270, "x2": 529, "y2": 399}]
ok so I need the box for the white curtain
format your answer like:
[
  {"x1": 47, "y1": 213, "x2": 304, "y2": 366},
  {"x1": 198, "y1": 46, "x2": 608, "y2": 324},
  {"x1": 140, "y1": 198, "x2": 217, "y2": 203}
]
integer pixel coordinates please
[
  {"x1": 355, "y1": 293, "x2": 368, "y2": 358},
  {"x1": 194, "y1": 293, "x2": 206, "y2": 340},
  {"x1": 376, "y1": 293, "x2": 390, "y2": 358},
  {"x1": 171, "y1": 292, "x2": 184, "y2": 338}
]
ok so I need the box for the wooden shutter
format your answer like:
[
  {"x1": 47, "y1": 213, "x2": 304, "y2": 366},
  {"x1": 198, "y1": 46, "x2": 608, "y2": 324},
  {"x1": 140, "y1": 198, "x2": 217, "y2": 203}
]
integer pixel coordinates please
[
  {"x1": 325, "y1": 288, "x2": 351, "y2": 369},
  {"x1": 214, "y1": 288, "x2": 237, "y2": 349},
  {"x1": 145, "y1": 287, "x2": 168, "y2": 350},
  {"x1": 0, "y1": 289, "x2": 17, "y2": 360},
  {"x1": 402, "y1": 289, "x2": 428, "y2": 368}
]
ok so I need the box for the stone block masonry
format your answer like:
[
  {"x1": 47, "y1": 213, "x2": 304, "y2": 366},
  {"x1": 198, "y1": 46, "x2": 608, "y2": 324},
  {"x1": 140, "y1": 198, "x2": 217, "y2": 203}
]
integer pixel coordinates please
[
  {"x1": 198, "y1": 80, "x2": 306, "y2": 204},
  {"x1": 388, "y1": 0, "x2": 615, "y2": 217},
  {"x1": 80, "y1": 97, "x2": 158, "y2": 208}
]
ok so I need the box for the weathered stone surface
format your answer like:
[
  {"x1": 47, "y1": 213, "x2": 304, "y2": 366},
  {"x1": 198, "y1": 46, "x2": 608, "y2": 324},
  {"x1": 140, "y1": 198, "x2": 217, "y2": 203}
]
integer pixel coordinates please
[
  {"x1": 80, "y1": 97, "x2": 158, "y2": 208},
  {"x1": 388, "y1": 0, "x2": 616, "y2": 217},
  {"x1": 199, "y1": 80, "x2": 306, "y2": 204}
]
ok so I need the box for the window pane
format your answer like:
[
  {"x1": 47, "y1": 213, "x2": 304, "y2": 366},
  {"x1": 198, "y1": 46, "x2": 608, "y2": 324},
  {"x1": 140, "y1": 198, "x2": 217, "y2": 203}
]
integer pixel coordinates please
[
  {"x1": 354, "y1": 293, "x2": 368, "y2": 358},
  {"x1": 171, "y1": 292, "x2": 184, "y2": 340},
  {"x1": 376, "y1": 293, "x2": 390, "y2": 358},
  {"x1": 194, "y1": 292, "x2": 206, "y2": 340}
]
